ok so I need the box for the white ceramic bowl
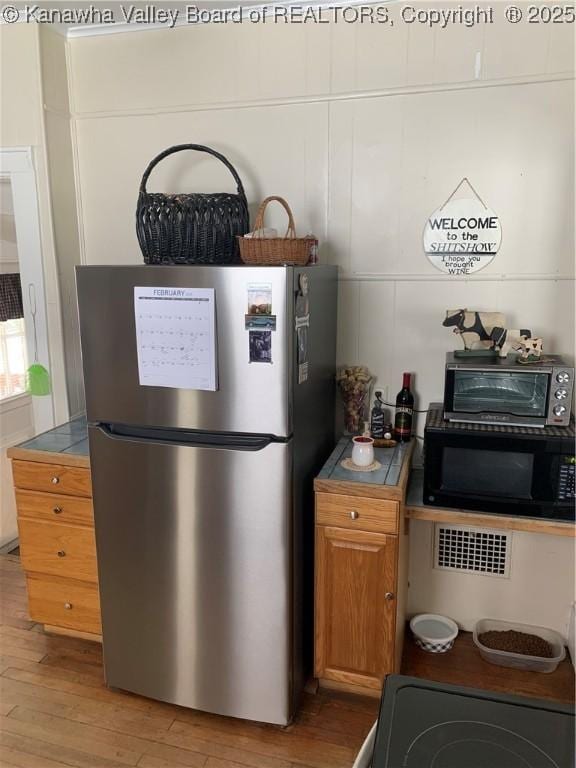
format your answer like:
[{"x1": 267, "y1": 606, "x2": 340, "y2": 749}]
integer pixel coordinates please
[{"x1": 410, "y1": 613, "x2": 459, "y2": 653}]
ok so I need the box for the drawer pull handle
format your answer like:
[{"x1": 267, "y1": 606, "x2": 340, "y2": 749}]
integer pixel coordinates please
[
  {"x1": 53, "y1": 506, "x2": 63, "y2": 514},
  {"x1": 349, "y1": 510, "x2": 359, "y2": 520},
  {"x1": 385, "y1": 592, "x2": 395, "y2": 601},
  {"x1": 57, "y1": 550, "x2": 66, "y2": 558},
  {"x1": 51, "y1": 476, "x2": 60, "y2": 485},
  {"x1": 64, "y1": 602, "x2": 72, "y2": 610}
]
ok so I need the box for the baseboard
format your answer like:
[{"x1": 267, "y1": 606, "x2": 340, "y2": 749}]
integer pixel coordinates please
[{"x1": 43, "y1": 624, "x2": 102, "y2": 643}]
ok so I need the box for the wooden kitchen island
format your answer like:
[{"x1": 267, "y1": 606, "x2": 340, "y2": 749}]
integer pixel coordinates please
[
  {"x1": 314, "y1": 437, "x2": 414, "y2": 697},
  {"x1": 7, "y1": 417, "x2": 101, "y2": 642}
]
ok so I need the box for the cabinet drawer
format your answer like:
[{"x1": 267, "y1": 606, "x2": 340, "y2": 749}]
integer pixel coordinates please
[
  {"x1": 19, "y1": 519, "x2": 98, "y2": 583},
  {"x1": 16, "y1": 489, "x2": 94, "y2": 527},
  {"x1": 26, "y1": 574, "x2": 101, "y2": 635},
  {"x1": 12, "y1": 460, "x2": 92, "y2": 498},
  {"x1": 316, "y1": 492, "x2": 398, "y2": 534}
]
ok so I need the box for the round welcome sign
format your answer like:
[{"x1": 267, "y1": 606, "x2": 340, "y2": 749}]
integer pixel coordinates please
[{"x1": 423, "y1": 197, "x2": 502, "y2": 275}]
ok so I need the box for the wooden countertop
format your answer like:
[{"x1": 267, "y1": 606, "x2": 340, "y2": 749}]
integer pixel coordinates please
[
  {"x1": 402, "y1": 630, "x2": 575, "y2": 705},
  {"x1": 7, "y1": 416, "x2": 90, "y2": 469},
  {"x1": 406, "y1": 469, "x2": 575, "y2": 538}
]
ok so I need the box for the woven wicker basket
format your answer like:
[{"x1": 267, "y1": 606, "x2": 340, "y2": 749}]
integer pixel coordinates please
[
  {"x1": 238, "y1": 196, "x2": 312, "y2": 266},
  {"x1": 136, "y1": 144, "x2": 249, "y2": 265}
]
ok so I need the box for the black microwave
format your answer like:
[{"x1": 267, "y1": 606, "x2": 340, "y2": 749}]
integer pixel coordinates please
[
  {"x1": 443, "y1": 353, "x2": 574, "y2": 427},
  {"x1": 423, "y1": 406, "x2": 575, "y2": 521}
]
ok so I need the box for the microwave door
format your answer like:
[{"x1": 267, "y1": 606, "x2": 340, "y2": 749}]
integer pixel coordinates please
[
  {"x1": 423, "y1": 430, "x2": 575, "y2": 521},
  {"x1": 440, "y1": 446, "x2": 534, "y2": 500},
  {"x1": 450, "y1": 370, "x2": 550, "y2": 420}
]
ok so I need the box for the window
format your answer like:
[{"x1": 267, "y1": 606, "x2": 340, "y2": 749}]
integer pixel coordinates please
[
  {"x1": 1, "y1": 150, "x2": 55, "y2": 432},
  {"x1": 0, "y1": 317, "x2": 27, "y2": 399}
]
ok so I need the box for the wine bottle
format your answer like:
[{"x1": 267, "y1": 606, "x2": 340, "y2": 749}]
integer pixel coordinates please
[{"x1": 394, "y1": 373, "x2": 414, "y2": 442}]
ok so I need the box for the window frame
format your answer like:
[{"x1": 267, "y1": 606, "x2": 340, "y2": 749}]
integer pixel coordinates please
[{"x1": 0, "y1": 148, "x2": 57, "y2": 432}]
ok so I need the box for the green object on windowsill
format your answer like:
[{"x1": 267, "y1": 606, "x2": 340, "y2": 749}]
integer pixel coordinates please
[
  {"x1": 25, "y1": 283, "x2": 52, "y2": 397},
  {"x1": 26, "y1": 363, "x2": 51, "y2": 396}
]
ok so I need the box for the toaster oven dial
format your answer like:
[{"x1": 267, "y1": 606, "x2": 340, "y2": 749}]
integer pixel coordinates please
[
  {"x1": 554, "y1": 388, "x2": 568, "y2": 400},
  {"x1": 556, "y1": 371, "x2": 571, "y2": 384},
  {"x1": 553, "y1": 404, "x2": 567, "y2": 416}
]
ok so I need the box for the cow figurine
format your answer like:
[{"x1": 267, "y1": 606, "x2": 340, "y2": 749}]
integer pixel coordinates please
[
  {"x1": 443, "y1": 309, "x2": 506, "y2": 352},
  {"x1": 490, "y1": 327, "x2": 532, "y2": 358},
  {"x1": 519, "y1": 337, "x2": 543, "y2": 363}
]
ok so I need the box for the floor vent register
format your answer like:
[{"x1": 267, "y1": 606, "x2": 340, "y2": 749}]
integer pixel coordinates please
[{"x1": 434, "y1": 524, "x2": 511, "y2": 578}]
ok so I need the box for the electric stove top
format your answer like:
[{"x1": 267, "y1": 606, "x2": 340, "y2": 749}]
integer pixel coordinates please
[{"x1": 372, "y1": 676, "x2": 574, "y2": 768}]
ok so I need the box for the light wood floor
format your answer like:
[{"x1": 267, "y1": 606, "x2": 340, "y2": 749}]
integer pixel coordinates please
[
  {"x1": 2, "y1": 553, "x2": 573, "y2": 768},
  {"x1": 0, "y1": 554, "x2": 378, "y2": 768}
]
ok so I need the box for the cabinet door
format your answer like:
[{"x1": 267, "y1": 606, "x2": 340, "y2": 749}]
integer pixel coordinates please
[{"x1": 315, "y1": 525, "x2": 397, "y2": 690}]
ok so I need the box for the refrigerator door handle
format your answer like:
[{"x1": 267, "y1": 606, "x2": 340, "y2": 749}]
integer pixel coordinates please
[{"x1": 94, "y1": 422, "x2": 281, "y2": 452}]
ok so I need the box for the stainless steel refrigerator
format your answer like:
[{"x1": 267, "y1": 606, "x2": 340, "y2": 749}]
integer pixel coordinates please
[{"x1": 76, "y1": 264, "x2": 337, "y2": 725}]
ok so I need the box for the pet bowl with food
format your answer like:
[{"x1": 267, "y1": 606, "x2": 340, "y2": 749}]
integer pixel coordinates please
[
  {"x1": 410, "y1": 613, "x2": 459, "y2": 653},
  {"x1": 473, "y1": 618, "x2": 566, "y2": 673}
]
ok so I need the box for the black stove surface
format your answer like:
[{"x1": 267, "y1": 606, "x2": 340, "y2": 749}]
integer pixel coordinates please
[{"x1": 373, "y1": 676, "x2": 574, "y2": 768}]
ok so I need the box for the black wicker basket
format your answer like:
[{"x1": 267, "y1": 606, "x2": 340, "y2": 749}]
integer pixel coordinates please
[{"x1": 136, "y1": 144, "x2": 249, "y2": 265}]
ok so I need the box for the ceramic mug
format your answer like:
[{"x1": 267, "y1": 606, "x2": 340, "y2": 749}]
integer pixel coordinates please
[{"x1": 351, "y1": 436, "x2": 374, "y2": 467}]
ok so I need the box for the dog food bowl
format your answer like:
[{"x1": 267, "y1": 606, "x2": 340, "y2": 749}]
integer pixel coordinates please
[
  {"x1": 473, "y1": 618, "x2": 566, "y2": 673},
  {"x1": 410, "y1": 613, "x2": 459, "y2": 653}
]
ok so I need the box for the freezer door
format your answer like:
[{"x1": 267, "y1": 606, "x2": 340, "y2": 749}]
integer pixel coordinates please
[
  {"x1": 89, "y1": 425, "x2": 294, "y2": 725},
  {"x1": 76, "y1": 265, "x2": 292, "y2": 436}
]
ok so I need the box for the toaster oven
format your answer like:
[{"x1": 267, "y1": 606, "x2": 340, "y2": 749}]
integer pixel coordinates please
[{"x1": 444, "y1": 353, "x2": 574, "y2": 427}]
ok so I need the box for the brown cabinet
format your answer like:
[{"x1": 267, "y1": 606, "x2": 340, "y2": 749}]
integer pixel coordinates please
[
  {"x1": 315, "y1": 525, "x2": 397, "y2": 691},
  {"x1": 19, "y1": 518, "x2": 99, "y2": 583},
  {"x1": 314, "y1": 439, "x2": 413, "y2": 696},
  {"x1": 12, "y1": 459, "x2": 92, "y2": 497},
  {"x1": 316, "y1": 491, "x2": 398, "y2": 534},
  {"x1": 26, "y1": 573, "x2": 102, "y2": 636},
  {"x1": 16, "y1": 489, "x2": 94, "y2": 527},
  {"x1": 8, "y1": 448, "x2": 102, "y2": 641}
]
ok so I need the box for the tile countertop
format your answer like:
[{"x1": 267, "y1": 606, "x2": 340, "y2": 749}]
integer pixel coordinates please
[
  {"x1": 314, "y1": 436, "x2": 414, "y2": 501},
  {"x1": 7, "y1": 416, "x2": 90, "y2": 468}
]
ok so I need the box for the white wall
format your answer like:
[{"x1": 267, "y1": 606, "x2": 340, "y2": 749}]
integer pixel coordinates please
[
  {"x1": 66, "y1": 4, "x2": 574, "y2": 636},
  {"x1": 0, "y1": 24, "x2": 76, "y2": 542},
  {"x1": 0, "y1": 23, "x2": 69, "y2": 426},
  {"x1": 40, "y1": 26, "x2": 85, "y2": 417},
  {"x1": 409, "y1": 526, "x2": 576, "y2": 636}
]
